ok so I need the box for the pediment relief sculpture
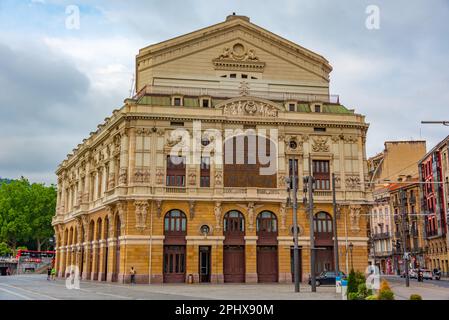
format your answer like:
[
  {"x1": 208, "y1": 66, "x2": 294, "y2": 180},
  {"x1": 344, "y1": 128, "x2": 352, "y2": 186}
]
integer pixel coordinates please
[
  {"x1": 217, "y1": 97, "x2": 281, "y2": 118},
  {"x1": 213, "y1": 43, "x2": 265, "y2": 72}
]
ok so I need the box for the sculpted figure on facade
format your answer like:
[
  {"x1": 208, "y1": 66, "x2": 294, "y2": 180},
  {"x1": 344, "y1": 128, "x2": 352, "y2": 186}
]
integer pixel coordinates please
[
  {"x1": 349, "y1": 205, "x2": 362, "y2": 231},
  {"x1": 116, "y1": 202, "x2": 126, "y2": 233},
  {"x1": 214, "y1": 202, "x2": 222, "y2": 230},
  {"x1": 134, "y1": 201, "x2": 149, "y2": 232},
  {"x1": 279, "y1": 202, "x2": 287, "y2": 231},
  {"x1": 247, "y1": 202, "x2": 255, "y2": 231}
]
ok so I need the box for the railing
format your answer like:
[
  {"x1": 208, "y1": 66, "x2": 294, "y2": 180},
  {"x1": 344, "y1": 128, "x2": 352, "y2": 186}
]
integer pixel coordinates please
[
  {"x1": 372, "y1": 232, "x2": 390, "y2": 240},
  {"x1": 134, "y1": 84, "x2": 340, "y2": 104},
  {"x1": 165, "y1": 187, "x2": 187, "y2": 194}
]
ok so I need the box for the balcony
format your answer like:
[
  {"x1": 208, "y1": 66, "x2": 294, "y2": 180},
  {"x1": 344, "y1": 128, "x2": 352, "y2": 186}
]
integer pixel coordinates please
[
  {"x1": 372, "y1": 232, "x2": 390, "y2": 240},
  {"x1": 134, "y1": 84, "x2": 340, "y2": 104}
]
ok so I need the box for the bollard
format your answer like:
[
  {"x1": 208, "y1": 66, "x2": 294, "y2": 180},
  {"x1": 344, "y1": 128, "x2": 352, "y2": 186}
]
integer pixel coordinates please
[{"x1": 341, "y1": 279, "x2": 348, "y2": 300}]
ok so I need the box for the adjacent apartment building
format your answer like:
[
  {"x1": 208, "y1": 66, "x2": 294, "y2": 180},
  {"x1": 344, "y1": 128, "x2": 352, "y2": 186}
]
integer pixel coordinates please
[
  {"x1": 419, "y1": 135, "x2": 449, "y2": 274},
  {"x1": 367, "y1": 141, "x2": 426, "y2": 274},
  {"x1": 52, "y1": 15, "x2": 372, "y2": 284}
]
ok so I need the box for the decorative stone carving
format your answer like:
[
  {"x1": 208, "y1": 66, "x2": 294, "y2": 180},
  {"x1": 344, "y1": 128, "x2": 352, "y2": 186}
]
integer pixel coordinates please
[
  {"x1": 331, "y1": 135, "x2": 340, "y2": 143},
  {"x1": 285, "y1": 135, "x2": 303, "y2": 153},
  {"x1": 279, "y1": 202, "x2": 287, "y2": 231},
  {"x1": 300, "y1": 134, "x2": 309, "y2": 142},
  {"x1": 334, "y1": 174, "x2": 341, "y2": 188},
  {"x1": 156, "y1": 168, "x2": 164, "y2": 185},
  {"x1": 136, "y1": 127, "x2": 151, "y2": 136},
  {"x1": 189, "y1": 200, "x2": 195, "y2": 220},
  {"x1": 214, "y1": 171, "x2": 223, "y2": 186},
  {"x1": 134, "y1": 168, "x2": 150, "y2": 183},
  {"x1": 214, "y1": 202, "x2": 222, "y2": 230},
  {"x1": 118, "y1": 168, "x2": 127, "y2": 185},
  {"x1": 278, "y1": 174, "x2": 286, "y2": 188},
  {"x1": 247, "y1": 202, "x2": 255, "y2": 231},
  {"x1": 343, "y1": 135, "x2": 358, "y2": 143},
  {"x1": 155, "y1": 200, "x2": 162, "y2": 218},
  {"x1": 166, "y1": 133, "x2": 183, "y2": 148},
  {"x1": 156, "y1": 128, "x2": 165, "y2": 137},
  {"x1": 106, "y1": 205, "x2": 115, "y2": 237},
  {"x1": 108, "y1": 173, "x2": 115, "y2": 190},
  {"x1": 222, "y1": 100, "x2": 278, "y2": 117},
  {"x1": 81, "y1": 214, "x2": 89, "y2": 241},
  {"x1": 134, "y1": 201, "x2": 149, "y2": 232},
  {"x1": 188, "y1": 172, "x2": 196, "y2": 186},
  {"x1": 345, "y1": 175, "x2": 361, "y2": 189},
  {"x1": 239, "y1": 81, "x2": 250, "y2": 96},
  {"x1": 349, "y1": 205, "x2": 362, "y2": 231},
  {"x1": 116, "y1": 202, "x2": 126, "y2": 233},
  {"x1": 213, "y1": 43, "x2": 265, "y2": 72},
  {"x1": 311, "y1": 137, "x2": 329, "y2": 152}
]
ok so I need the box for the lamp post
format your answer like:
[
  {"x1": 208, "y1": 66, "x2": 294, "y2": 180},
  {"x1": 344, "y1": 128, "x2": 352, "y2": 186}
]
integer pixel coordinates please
[
  {"x1": 349, "y1": 242, "x2": 354, "y2": 271},
  {"x1": 287, "y1": 157, "x2": 300, "y2": 293}
]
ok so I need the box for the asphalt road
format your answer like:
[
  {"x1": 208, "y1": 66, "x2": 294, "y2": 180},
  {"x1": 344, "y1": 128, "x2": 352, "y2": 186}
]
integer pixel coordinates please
[{"x1": 384, "y1": 275, "x2": 449, "y2": 300}]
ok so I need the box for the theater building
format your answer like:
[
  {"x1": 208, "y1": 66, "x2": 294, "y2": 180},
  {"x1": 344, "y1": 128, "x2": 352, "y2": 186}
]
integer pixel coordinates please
[{"x1": 52, "y1": 15, "x2": 371, "y2": 283}]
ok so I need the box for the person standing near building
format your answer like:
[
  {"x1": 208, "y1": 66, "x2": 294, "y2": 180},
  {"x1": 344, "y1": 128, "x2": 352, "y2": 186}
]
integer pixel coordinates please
[
  {"x1": 47, "y1": 266, "x2": 52, "y2": 280},
  {"x1": 51, "y1": 266, "x2": 56, "y2": 280},
  {"x1": 130, "y1": 267, "x2": 136, "y2": 284}
]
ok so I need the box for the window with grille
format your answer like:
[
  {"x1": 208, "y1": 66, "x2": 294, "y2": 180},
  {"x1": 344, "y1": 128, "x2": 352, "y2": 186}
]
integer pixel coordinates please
[
  {"x1": 166, "y1": 156, "x2": 186, "y2": 187},
  {"x1": 200, "y1": 157, "x2": 210, "y2": 187}
]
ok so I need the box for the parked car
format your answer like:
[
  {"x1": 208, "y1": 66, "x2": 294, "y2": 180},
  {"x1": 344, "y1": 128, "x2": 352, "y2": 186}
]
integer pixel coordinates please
[
  {"x1": 308, "y1": 271, "x2": 346, "y2": 286},
  {"x1": 401, "y1": 269, "x2": 417, "y2": 278},
  {"x1": 422, "y1": 269, "x2": 433, "y2": 280}
]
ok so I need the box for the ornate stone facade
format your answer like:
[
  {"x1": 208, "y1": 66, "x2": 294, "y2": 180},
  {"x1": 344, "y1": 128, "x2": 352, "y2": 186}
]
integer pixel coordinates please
[{"x1": 52, "y1": 15, "x2": 371, "y2": 285}]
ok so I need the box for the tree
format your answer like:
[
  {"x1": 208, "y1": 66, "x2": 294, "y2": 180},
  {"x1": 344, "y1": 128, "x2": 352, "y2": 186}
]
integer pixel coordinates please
[
  {"x1": 0, "y1": 242, "x2": 12, "y2": 256},
  {"x1": 0, "y1": 178, "x2": 56, "y2": 250}
]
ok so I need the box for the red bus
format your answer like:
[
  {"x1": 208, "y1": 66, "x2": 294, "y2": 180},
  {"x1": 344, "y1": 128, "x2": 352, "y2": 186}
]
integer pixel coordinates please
[{"x1": 16, "y1": 250, "x2": 55, "y2": 264}]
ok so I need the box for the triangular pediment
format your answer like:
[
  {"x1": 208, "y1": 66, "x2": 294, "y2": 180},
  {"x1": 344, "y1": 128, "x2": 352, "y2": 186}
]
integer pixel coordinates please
[{"x1": 136, "y1": 16, "x2": 332, "y2": 85}]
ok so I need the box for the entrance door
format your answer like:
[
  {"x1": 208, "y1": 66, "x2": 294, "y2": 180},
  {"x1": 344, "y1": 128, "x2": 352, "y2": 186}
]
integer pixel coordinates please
[
  {"x1": 199, "y1": 246, "x2": 211, "y2": 283},
  {"x1": 257, "y1": 246, "x2": 278, "y2": 282},
  {"x1": 163, "y1": 245, "x2": 186, "y2": 283},
  {"x1": 103, "y1": 247, "x2": 108, "y2": 281},
  {"x1": 315, "y1": 246, "x2": 334, "y2": 275},
  {"x1": 223, "y1": 245, "x2": 245, "y2": 283}
]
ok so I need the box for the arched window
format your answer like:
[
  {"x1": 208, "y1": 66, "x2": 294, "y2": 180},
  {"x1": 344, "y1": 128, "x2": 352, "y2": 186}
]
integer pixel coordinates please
[
  {"x1": 223, "y1": 210, "x2": 245, "y2": 232},
  {"x1": 97, "y1": 218, "x2": 102, "y2": 240},
  {"x1": 313, "y1": 212, "x2": 333, "y2": 234},
  {"x1": 89, "y1": 221, "x2": 95, "y2": 241},
  {"x1": 256, "y1": 211, "x2": 277, "y2": 233},
  {"x1": 164, "y1": 210, "x2": 187, "y2": 233}
]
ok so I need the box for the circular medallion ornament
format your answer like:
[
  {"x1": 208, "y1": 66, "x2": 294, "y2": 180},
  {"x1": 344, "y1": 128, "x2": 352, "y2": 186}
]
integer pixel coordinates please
[
  {"x1": 200, "y1": 224, "x2": 210, "y2": 236},
  {"x1": 244, "y1": 101, "x2": 257, "y2": 114}
]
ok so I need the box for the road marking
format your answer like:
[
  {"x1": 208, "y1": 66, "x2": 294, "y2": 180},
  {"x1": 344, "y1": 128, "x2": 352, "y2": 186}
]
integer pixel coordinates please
[
  {"x1": 0, "y1": 286, "x2": 33, "y2": 300},
  {"x1": 0, "y1": 283, "x2": 59, "y2": 300}
]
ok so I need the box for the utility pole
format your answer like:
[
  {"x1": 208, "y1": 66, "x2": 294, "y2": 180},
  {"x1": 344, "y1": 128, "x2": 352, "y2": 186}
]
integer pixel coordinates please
[
  {"x1": 308, "y1": 155, "x2": 316, "y2": 292},
  {"x1": 290, "y1": 157, "x2": 300, "y2": 293},
  {"x1": 332, "y1": 173, "x2": 339, "y2": 275},
  {"x1": 400, "y1": 188, "x2": 410, "y2": 287}
]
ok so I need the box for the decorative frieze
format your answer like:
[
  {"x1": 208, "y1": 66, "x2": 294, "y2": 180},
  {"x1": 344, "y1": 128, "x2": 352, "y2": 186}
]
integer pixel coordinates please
[
  {"x1": 212, "y1": 43, "x2": 265, "y2": 72},
  {"x1": 345, "y1": 175, "x2": 361, "y2": 189},
  {"x1": 279, "y1": 202, "x2": 287, "y2": 231},
  {"x1": 222, "y1": 99, "x2": 279, "y2": 117}
]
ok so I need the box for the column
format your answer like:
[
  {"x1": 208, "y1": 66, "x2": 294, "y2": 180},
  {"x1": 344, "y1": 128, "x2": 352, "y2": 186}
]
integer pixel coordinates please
[
  {"x1": 278, "y1": 237, "x2": 293, "y2": 283},
  {"x1": 186, "y1": 241, "x2": 199, "y2": 283},
  {"x1": 91, "y1": 240, "x2": 99, "y2": 280},
  {"x1": 245, "y1": 236, "x2": 258, "y2": 283},
  {"x1": 211, "y1": 239, "x2": 224, "y2": 283}
]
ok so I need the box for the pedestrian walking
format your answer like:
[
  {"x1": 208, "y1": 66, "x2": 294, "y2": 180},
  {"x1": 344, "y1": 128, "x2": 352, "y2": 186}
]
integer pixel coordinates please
[
  {"x1": 51, "y1": 267, "x2": 56, "y2": 280},
  {"x1": 130, "y1": 266, "x2": 136, "y2": 284},
  {"x1": 47, "y1": 266, "x2": 52, "y2": 280}
]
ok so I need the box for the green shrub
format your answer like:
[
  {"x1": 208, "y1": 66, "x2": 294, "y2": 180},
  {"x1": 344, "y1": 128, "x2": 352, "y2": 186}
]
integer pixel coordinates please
[
  {"x1": 357, "y1": 283, "x2": 373, "y2": 299},
  {"x1": 410, "y1": 294, "x2": 422, "y2": 300},
  {"x1": 365, "y1": 295, "x2": 378, "y2": 300},
  {"x1": 377, "y1": 280, "x2": 395, "y2": 300},
  {"x1": 348, "y1": 292, "x2": 360, "y2": 300}
]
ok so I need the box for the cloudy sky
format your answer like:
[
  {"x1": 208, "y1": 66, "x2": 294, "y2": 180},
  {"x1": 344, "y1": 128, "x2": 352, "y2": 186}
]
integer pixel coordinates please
[{"x1": 1, "y1": 0, "x2": 448, "y2": 185}]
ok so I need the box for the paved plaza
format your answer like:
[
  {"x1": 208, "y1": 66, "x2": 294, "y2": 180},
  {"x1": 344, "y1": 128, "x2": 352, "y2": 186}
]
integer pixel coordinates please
[{"x1": 1, "y1": 274, "x2": 448, "y2": 300}]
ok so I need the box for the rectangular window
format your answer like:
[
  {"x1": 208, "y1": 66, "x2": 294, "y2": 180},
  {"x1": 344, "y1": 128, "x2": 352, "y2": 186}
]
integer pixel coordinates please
[
  {"x1": 314, "y1": 105, "x2": 321, "y2": 113},
  {"x1": 288, "y1": 104, "x2": 296, "y2": 111},
  {"x1": 202, "y1": 99, "x2": 210, "y2": 108},
  {"x1": 166, "y1": 156, "x2": 186, "y2": 186},
  {"x1": 312, "y1": 160, "x2": 330, "y2": 190},
  {"x1": 173, "y1": 97, "x2": 182, "y2": 106},
  {"x1": 314, "y1": 127, "x2": 326, "y2": 132},
  {"x1": 200, "y1": 157, "x2": 210, "y2": 187}
]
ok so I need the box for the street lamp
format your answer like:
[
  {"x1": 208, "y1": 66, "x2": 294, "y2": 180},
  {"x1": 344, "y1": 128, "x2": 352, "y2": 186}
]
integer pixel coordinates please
[{"x1": 349, "y1": 242, "x2": 354, "y2": 271}]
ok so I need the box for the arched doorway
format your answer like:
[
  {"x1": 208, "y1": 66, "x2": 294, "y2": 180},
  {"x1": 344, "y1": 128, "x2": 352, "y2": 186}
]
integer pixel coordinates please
[
  {"x1": 256, "y1": 211, "x2": 278, "y2": 282},
  {"x1": 79, "y1": 224, "x2": 84, "y2": 278},
  {"x1": 313, "y1": 212, "x2": 334, "y2": 275},
  {"x1": 223, "y1": 210, "x2": 245, "y2": 283},
  {"x1": 94, "y1": 218, "x2": 102, "y2": 280},
  {"x1": 163, "y1": 209, "x2": 187, "y2": 283}
]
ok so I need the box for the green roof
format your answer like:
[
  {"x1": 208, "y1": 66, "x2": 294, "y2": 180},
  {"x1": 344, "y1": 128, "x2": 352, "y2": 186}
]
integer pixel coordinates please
[{"x1": 323, "y1": 104, "x2": 353, "y2": 114}]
